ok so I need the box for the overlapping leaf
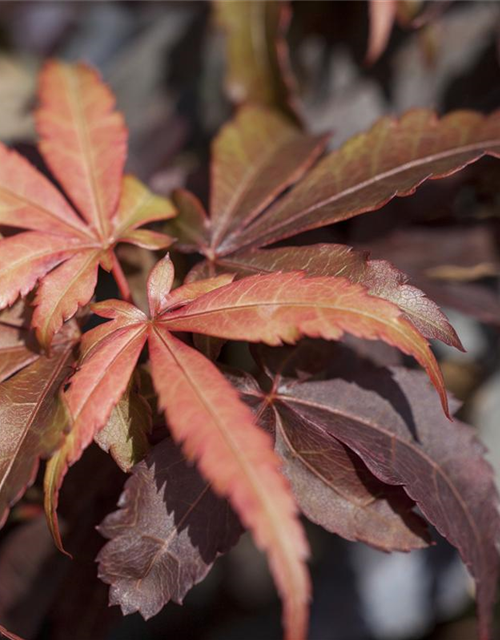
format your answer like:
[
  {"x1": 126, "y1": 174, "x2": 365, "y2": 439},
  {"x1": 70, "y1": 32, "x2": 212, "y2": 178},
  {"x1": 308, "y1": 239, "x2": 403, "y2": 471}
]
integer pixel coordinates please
[
  {"x1": 251, "y1": 342, "x2": 500, "y2": 640},
  {"x1": 52, "y1": 255, "x2": 448, "y2": 639},
  {"x1": 0, "y1": 61, "x2": 175, "y2": 348},
  {"x1": 172, "y1": 106, "x2": 500, "y2": 259},
  {"x1": 226, "y1": 365, "x2": 431, "y2": 552},
  {"x1": 0, "y1": 304, "x2": 78, "y2": 529},
  {"x1": 171, "y1": 105, "x2": 500, "y2": 350},
  {"x1": 225, "y1": 109, "x2": 500, "y2": 252},
  {"x1": 97, "y1": 437, "x2": 242, "y2": 618},
  {"x1": 187, "y1": 243, "x2": 462, "y2": 348}
]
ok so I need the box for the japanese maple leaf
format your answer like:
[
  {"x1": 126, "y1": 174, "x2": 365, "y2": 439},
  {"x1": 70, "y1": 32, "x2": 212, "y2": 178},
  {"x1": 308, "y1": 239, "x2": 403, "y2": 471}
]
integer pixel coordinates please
[
  {"x1": 0, "y1": 301, "x2": 79, "y2": 527},
  {"x1": 239, "y1": 341, "x2": 500, "y2": 640},
  {"x1": 45, "y1": 254, "x2": 448, "y2": 640},
  {"x1": 169, "y1": 105, "x2": 500, "y2": 349},
  {"x1": 0, "y1": 61, "x2": 175, "y2": 349}
]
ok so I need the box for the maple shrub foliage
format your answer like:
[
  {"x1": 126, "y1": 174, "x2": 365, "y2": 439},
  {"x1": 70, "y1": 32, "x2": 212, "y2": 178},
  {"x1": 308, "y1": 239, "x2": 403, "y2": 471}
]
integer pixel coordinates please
[{"x1": 1, "y1": 59, "x2": 500, "y2": 640}]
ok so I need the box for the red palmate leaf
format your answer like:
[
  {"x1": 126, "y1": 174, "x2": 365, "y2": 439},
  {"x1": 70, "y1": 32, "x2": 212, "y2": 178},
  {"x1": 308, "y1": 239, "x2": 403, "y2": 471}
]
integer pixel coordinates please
[
  {"x1": 188, "y1": 243, "x2": 462, "y2": 349},
  {"x1": 148, "y1": 325, "x2": 311, "y2": 640},
  {"x1": 0, "y1": 61, "x2": 175, "y2": 348},
  {"x1": 56, "y1": 255, "x2": 447, "y2": 638},
  {"x1": 257, "y1": 342, "x2": 500, "y2": 640},
  {"x1": 227, "y1": 109, "x2": 500, "y2": 252},
  {"x1": 161, "y1": 271, "x2": 449, "y2": 415},
  {"x1": 36, "y1": 60, "x2": 127, "y2": 239},
  {"x1": 226, "y1": 365, "x2": 431, "y2": 552},
  {"x1": 97, "y1": 438, "x2": 242, "y2": 618},
  {"x1": 215, "y1": 0, "x2": 300, "y2": 122}
]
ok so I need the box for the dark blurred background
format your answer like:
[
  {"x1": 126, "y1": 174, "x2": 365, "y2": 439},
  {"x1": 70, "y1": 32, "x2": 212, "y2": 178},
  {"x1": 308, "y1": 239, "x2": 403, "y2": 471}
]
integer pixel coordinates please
[{"x1": 0, "y1": 2, "x2": 499, "y2": 639}]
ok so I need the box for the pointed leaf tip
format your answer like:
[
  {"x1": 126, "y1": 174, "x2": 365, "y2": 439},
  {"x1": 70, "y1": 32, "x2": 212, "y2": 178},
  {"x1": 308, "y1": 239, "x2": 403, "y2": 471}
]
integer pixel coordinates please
[{"x1": 147, "y1": 255, "x2": 175, "y2": 317}]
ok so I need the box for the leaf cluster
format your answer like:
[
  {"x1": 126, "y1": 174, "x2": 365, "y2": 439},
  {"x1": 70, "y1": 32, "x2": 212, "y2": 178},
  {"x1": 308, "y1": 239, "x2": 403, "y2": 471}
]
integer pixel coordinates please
[{"x1": 0, "y1": 53, "x2": 499, "y2": 640}]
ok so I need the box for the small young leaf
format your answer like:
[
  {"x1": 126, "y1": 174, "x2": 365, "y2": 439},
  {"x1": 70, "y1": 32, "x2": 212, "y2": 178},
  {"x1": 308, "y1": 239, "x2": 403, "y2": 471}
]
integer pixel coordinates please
[{"x1": 94, "y1": 379, "x2": 152, "y2": 473}]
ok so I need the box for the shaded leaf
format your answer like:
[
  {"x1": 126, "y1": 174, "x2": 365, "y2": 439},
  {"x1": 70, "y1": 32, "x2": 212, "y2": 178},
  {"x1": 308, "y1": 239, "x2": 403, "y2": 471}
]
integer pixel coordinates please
[
  {"x1": 262, "y1": 344, "x2": 500, "y2": 640},
  {"x1": 273, "y1": 407, "x2": 430, "y2": 552},
  {"x1": 228, "y1": 363, "x2": 431, "y2": 552},
  {"x1": 167, "y1": 189, "x2": 210, "y2": 253},
  {"x1": 97, "y1": 437, "x2": 242, "y2": 618},
  {"x1": 215, "y1": 0, "x2": 300, "y2": 121},
  {"x1": 0, "y1": 305, "x2": 38, "y2": 384},
  {"x1": 94, "y1": 379, "x2": 152, "y2": 473},
  {"x1": 0, "y1": 337, "x2": 75, "y2": 527}
]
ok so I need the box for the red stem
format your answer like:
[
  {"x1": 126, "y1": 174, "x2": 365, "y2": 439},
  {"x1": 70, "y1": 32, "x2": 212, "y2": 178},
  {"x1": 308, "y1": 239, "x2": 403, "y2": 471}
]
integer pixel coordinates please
[{"x1": 111, "y1": 254, "x2": 133, "y2": 303}]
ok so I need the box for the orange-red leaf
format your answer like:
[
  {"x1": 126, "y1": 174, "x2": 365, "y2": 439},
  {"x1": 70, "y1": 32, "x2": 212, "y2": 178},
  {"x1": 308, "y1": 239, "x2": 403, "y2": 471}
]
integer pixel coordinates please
[
  {"x1": 148, "y1": 326, "x2": 310, "y2": 640},
  {"x1": 0, "y1": 143, "x2": 91, "y2": 239},
  {"x1": 31, "y1": 249, "x2": 101, "y2": 349},
  {"x1": 162, "y1": 272, "x2": 448, "y2": 415},
  {"x1": 36, "y1": 61, "x2": 127, "y2": 239},
  {"x1": 0, "y1": 232, "x2": 83, "y2": 310}
]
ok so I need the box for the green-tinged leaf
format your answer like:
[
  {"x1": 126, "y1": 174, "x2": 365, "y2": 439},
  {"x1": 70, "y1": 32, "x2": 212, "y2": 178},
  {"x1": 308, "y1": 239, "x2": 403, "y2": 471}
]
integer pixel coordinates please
[
  {"x1": 94, "y1": 379, "x2": 152, "y2": 472},
  {"x1": 215, "y1": 0, "x2": 300, "y2": 121},
  {"x1": 209, "y1": 106, "x2": 329, "y2": 246},
  {"x1": 225, "y1": 109, "x2": 500, "y2": 252}
]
